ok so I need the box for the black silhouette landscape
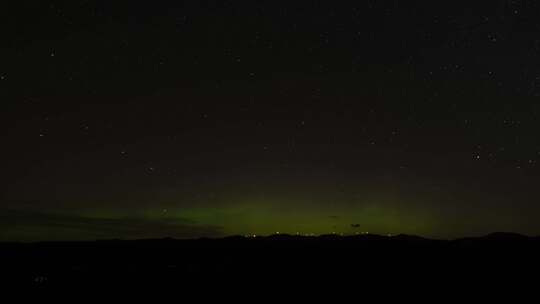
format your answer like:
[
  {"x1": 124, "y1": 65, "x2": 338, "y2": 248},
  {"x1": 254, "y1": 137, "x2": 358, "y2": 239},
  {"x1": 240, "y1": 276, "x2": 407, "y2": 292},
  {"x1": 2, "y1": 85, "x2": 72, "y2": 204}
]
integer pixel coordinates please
[{"x1": 3, "y1": 232, "x2": 540, "y2": 289}]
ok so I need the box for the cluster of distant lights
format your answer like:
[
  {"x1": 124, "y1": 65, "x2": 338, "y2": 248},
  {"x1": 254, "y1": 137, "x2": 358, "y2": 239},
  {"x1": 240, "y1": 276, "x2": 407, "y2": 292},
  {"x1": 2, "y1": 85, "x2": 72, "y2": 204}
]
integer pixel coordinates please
[{"x1": 244, "y1": 232, "x2": 394, "y2": 238}]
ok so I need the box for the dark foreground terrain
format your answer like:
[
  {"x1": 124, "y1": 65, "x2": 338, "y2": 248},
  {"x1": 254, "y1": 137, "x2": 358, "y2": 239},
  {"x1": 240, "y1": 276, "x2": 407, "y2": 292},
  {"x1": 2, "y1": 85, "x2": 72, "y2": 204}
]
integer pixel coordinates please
[{"x1": 2, "y1": 233, "x2": 540, "y2": 291}]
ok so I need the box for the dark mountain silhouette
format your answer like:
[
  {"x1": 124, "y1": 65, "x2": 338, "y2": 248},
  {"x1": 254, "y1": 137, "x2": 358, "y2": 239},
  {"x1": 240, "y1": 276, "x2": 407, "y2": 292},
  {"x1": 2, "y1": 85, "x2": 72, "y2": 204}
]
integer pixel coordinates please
[
  {"x1": 2, "y1": 232, "x2": 540, "y2": 289},
  {"x1": 484, "y1": 232, "x2": 531, "y2": 240}
]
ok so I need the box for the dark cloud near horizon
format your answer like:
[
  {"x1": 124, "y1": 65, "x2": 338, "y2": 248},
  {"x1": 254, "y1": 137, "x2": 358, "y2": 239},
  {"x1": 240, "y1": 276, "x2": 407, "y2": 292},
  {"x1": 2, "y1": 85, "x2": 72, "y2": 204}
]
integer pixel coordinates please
[{"x1": 0, "y1": 209, "x2": 223, "y2": 242}]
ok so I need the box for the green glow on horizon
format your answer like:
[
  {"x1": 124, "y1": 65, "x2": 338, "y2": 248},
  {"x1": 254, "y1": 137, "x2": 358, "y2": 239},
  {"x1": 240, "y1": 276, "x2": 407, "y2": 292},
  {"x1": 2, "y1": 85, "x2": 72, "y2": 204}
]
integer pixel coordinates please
[
  {"x1": 137, "y1": 196, "x2": 439, "y2": 238},
  {"x1": 5, "y1": 188, "x2": 533, "y2": 241}
]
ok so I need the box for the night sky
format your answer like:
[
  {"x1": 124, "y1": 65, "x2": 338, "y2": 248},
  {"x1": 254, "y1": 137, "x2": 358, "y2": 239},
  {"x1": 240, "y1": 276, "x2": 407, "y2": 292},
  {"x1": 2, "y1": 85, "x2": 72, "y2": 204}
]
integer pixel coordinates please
[{"x1": 3, "y1": 0, "x2": 540, "y2": 241}]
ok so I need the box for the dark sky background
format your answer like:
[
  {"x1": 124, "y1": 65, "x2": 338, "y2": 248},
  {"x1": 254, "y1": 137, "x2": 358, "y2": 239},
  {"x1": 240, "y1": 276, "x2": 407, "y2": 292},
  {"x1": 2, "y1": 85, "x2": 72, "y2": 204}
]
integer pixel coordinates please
[{"x1": 2, "y1": 0, "x2": 540, "y2": 241}]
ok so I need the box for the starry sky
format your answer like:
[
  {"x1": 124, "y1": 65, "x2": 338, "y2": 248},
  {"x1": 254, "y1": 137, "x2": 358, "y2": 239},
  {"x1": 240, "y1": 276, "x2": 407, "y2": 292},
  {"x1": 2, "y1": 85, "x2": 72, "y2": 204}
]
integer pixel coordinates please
[{"x1": 2, "y1": 0, "x2": 540, "y2": 241}]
